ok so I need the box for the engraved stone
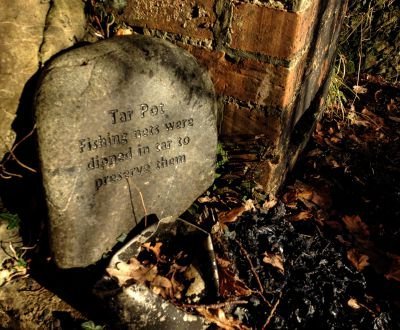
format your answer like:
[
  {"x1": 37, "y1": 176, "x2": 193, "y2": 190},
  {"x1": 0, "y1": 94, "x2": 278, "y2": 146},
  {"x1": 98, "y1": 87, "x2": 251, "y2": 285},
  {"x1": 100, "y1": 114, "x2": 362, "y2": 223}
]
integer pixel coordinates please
[{"x1": 35, "y1": 35, "x2": 217, "y2": 268}]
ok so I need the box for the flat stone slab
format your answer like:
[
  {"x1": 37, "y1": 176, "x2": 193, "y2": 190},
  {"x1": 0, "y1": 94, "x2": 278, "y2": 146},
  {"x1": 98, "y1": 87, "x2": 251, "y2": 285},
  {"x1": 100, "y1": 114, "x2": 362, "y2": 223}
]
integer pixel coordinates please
[{"x1": 35, "y1": 35, "x2": 217, "y2": 268}]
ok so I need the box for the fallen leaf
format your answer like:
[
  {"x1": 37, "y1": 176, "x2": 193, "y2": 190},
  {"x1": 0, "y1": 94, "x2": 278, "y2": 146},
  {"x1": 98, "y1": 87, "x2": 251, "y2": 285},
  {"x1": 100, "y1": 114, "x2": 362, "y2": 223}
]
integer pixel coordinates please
[
  {"x1": 217, "y1": 257, "x2": 252, "y2": 298},
  {"x1": 326, "y1": 155, "x2": 341, "y2": 168},
  {"x1": 293, "y1": 181, "x2": 332, "y2": 209},
  {"x1": 198, "y1": 196, "x2": 219, "y2": 203},
  {"x1": 282, "y1": 189, "x2": 298, "y2": 208},
  {"x1": 196, "y1": 307, "x2": 248, "y2": 330},
  {"x1": 262, "y1": 196, "x2": 277, "y2": 210},
  {"x1": 170, "y1": 273, "x2": 185, "y2": 300},
  {"x1": 115, "y1": 27, "x2": 133, "y2": 36},
  {"x1": 142, "y1": 242, "x2": 163, "y2": 260},
  {"x1": 290, "y1": 210, "x2": 313, "y2": 222},
  {"x1": 218, "y1": 200, "x2": 255, "y2": 225},
  {"x1": 330, "y1": 136, "x2": 341, "y2": 144},
  {"x1": 295, "y1": 182, "x2": 313, "y2": 201},
  {"x1": 348, "y1": 298, "x2": 361, "y2": 309},
  {"x1": 347, "y1": 248, "x2": 369, "y2": 271},
  {"x1": 361, "y1": 108, "x2": 385, "y2": 129},
  {"x1": 306, "y1": 148, "x2": 323, "y2": 158},
  {"x1": 387, "y1": 99, "x2": 398, "y2": 112},
  {"x1": 152, "y1": 275, "x2": 172, "y2": 289},
  {"x1": 385, "y1": 255, "x2": 400, "y2": 282},
  {"x1": 342, "y1": 215, "x2": 370, "y2": 238},
  {"x1": 151, "y1": 275, "x2": 173, "y2": 299},
  {"x1": 106, "y1": 258, "x2": 157, "y2": 286},
  {"x1": 263, "y1": 252, "x2": 284, "y2": 274},
  {"x1": 353, "y1": 85, "x2": 368, "y2": 94}
]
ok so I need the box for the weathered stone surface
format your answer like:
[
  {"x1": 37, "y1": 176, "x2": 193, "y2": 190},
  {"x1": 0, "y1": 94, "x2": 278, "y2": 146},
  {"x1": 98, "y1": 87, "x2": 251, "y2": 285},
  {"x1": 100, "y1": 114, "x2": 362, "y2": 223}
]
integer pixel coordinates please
[
  {"x1": 0, "y1": 0, "x2": 85, "y2": 160},
  {"x1": 39, "y1": 0, "x2": 86, "y2": 64},
  {"x1": 120, "y1": 0, "x2": 216, "y2": 41},
  {"x1": 35, "y1": 35, "x2": 217, "y2": 268},
  {"x1": 230, "y1": 1, "x2": 318, "y2": 60}
]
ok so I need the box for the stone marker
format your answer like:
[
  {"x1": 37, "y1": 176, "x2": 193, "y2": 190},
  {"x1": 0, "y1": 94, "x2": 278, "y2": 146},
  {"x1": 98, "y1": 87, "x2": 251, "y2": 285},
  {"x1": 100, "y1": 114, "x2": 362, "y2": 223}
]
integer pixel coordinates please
[{"x1": 35, "y1": 35, "x2": 217, "y2": 268}]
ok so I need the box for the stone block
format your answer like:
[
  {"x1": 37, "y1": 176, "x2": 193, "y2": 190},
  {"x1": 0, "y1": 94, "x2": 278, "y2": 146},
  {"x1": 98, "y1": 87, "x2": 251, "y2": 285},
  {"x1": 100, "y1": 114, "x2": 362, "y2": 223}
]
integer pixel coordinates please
[
  {"x1": 230, "y1": 1, "x2": 318, "y2": 59},
  {"x1": 183, "y1": 45, "x2": 306, "y2": 109},
  {"x1": 220, "y1": 102, "x2": 281, "y2": 142}
]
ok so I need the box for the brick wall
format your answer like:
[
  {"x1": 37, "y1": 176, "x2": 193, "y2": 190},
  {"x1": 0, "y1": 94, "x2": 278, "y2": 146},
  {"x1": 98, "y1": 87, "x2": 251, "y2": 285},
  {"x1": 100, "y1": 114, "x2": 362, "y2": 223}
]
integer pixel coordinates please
[{"x1": 113, "y1": 0, "x2": 348, "y2": 194}]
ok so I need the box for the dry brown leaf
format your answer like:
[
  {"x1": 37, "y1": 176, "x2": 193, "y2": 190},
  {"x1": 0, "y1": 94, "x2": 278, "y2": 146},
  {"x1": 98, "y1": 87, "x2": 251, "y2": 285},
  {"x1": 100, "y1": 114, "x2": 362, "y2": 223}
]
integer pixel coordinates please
[
  {"x1": 282, "y1": 189, "x2": 298, "y2": 208},
  {"x1": 297, "y1": 190, "x2": 313, "y2": 201},
  {"x1": 347, "y1": 248, "x2": 369, "y2": 271},
  {"x1": 348, "y1": 298, "x2": 361, "y2": 309},
  {"x1": 198, "y1": 196, "x2": 219, "y2": 203},
  {"x1": 306, "y1": 148, "x2": 323, "y2": 158},
  {"x1": 142, "y1": 242, "x2": 163, "y2": 260},
  {"x1": 342, "y1": 215, "x2": 370, "y2": 238},
  {"x1": 387, "y1": 98, "x2": 398, "y2": 112},
  {"x1": 385, "y1": 255, "x2": 400, "y2": 282},
  {"x1": 326, "y1": 155, "x2": 341, "y2": 168},
  {"x1": 106, "y1": 258, "x2": 157, "y2": 286},
  {"x1": 196, "y1": 307, "x2": 248, "y2": 330},
  {"x1": 330, "y1": 136, "x2": 341, "y2": 144},
  {"x1": 115, "y1": 27, "x2": 133, "y2": 36},
  {"x1": 293, "y1": 181, "x2": 332, "y2": 210},
  {"x1": 217, "y1": 257, "x2": 252, "y2": 298},
  {"x1": 262, "y1": 196, "x2": 277, "y2": 210},
  {"x1": 152, "y1": 275, "x2": 172, "y2": 289},
  {"x1": 361, "y1": 108, "x2": 385, "y2": 128},
  {"x1": 310, "y1": 189, "x2": 332, "y2": 209},
  {"x1": 290, "y1": 210, "x2": 313, "y2": 222},
  {"x1": 353, "y1": 85, "x2": 368, "y2": 94},
  {"x1": 171, "y1": 273, "x2": 185, "y2": 300},
  {"x1": 218, "y1": 200, "x2": 255, "y2": 225},
  {"x1": 151, "y1": 275, "x2": 174, "y2": 299},
  {"x1": 263, "y1": 252, "x2": 284, "y2": 274}
]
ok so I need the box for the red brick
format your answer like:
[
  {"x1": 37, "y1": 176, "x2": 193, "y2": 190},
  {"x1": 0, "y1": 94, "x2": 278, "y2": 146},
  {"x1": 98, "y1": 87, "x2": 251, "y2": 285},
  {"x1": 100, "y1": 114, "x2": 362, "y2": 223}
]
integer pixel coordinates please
[
  {"x1": 183, "y1": 45, "x2": 306, "y2": 109},
  {"x1": 230, "y1": 2, "x2": 318, "y2": 59},
  {"x1": 121, "y1": 0, "x2": 216, "y2": 40}
]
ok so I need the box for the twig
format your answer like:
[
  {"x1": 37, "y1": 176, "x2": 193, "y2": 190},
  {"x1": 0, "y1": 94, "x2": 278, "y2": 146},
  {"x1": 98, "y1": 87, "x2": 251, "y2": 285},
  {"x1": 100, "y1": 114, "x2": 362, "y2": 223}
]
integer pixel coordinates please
[
  {"x1": 125, "y1": 178, "x2": 138, "y2": 226},
  {"x1": 262, "y1": 292, "x2": 282, "y2": 329},
  {"x1": 0, "y1": 167, "x2": 22, "y2": 179},
  {"x1": 0, "y1": 126, "x2": 37, "y2": 179},
  {"x1": 138, "y1": 189, "x2": 147, "y2": 227},
  {"x1": 106, "y1": 14, "x2": 115, "y2": 38},
  {"x1": 4, "y1": 126, "x2": 37, "y2": 173},
  {"x1": 234, "y1": 238, "x2": 264, "y2": 294},
  {"x1": 180, "y1": 299, "x2": 248, "y2": 310},
  {"x1": 126, "y1": 178, "x2": 148, "y2": 227}
]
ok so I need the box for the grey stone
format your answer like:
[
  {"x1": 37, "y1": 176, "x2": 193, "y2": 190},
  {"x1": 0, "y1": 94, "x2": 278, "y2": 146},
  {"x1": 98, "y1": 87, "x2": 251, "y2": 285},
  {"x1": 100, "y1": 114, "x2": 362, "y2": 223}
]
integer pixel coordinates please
[
  {"x1": 39, "y1": 0, "x2": 86, "y2": 64},
  {"x1": 0, "y1": 0, "x2": 85, "y2": 160},
  {"x1": 35, "y1": 35, "x2": 217, "y2": 268}
]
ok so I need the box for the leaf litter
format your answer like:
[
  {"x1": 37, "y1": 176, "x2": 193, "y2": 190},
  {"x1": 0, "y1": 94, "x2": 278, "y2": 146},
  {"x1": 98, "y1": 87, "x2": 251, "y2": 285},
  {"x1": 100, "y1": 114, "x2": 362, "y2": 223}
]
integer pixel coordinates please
[{"x1": 104, "y1": 75, "x2": 399, "y2": 329}]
